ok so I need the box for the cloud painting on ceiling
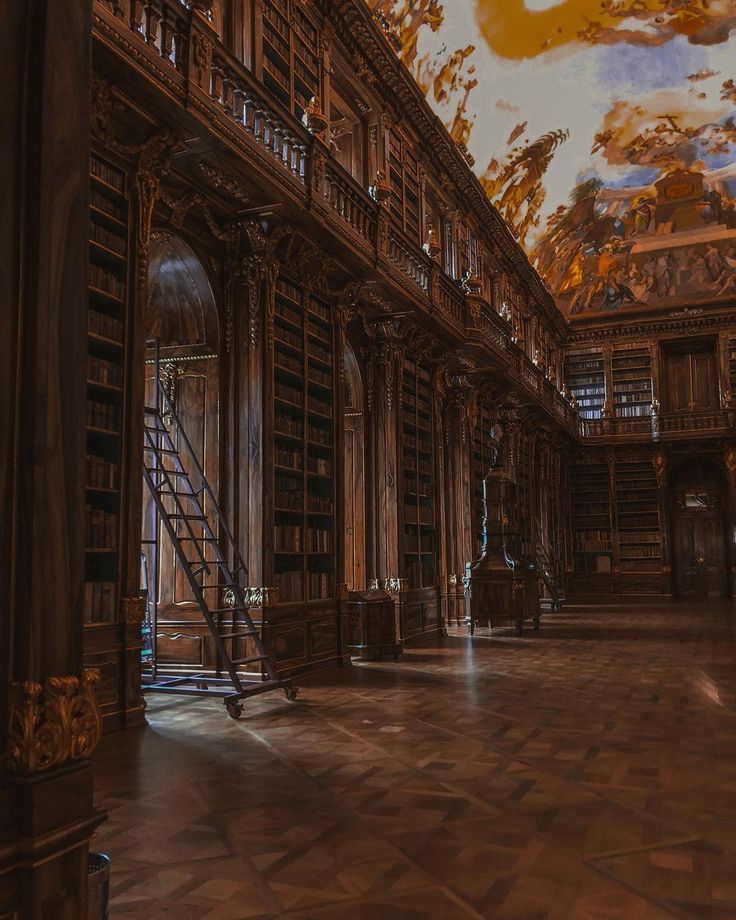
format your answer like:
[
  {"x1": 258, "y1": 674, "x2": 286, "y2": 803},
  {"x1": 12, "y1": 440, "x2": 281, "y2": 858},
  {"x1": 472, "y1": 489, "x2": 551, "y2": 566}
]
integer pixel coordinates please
[{"x1": 367, "y1": 0, "x2": 736, "y2": 315}]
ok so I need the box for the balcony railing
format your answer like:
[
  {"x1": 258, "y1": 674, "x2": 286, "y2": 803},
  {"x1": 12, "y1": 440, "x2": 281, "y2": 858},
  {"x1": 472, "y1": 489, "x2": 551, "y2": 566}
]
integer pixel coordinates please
[
  {"x1": 581, "y1": 408, "x2": 734, "y2": 440},
  {"x1": 93, "y1": 0, "x2": 588, "y2": 440}
]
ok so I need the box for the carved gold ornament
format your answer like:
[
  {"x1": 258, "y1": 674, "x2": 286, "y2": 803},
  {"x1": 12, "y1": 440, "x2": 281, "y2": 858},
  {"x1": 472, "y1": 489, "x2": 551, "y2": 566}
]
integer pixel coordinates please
[{"x1": 6, "y1": 670, "x2": 102, "y2": 773}]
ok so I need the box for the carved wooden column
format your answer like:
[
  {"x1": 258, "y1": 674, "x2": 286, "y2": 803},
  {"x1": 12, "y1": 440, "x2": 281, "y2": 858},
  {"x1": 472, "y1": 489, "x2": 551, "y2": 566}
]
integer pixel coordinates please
[
  {"x1": 723, "y1": 446, "x2": 736, "y2": 597},
  {"x1": 364, "y1": 318, "x2": 403, "y2": 588},
  {"x1": 0, "y1": 2, "x2": 104, "y2": 915},
  {"x1": 442, "y1": 373, "x2": 474, "y2": 625}
]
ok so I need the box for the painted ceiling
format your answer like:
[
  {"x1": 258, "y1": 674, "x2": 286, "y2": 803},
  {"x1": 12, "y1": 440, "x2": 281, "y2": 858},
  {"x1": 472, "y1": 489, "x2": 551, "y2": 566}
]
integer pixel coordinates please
[{"x1": 367, "y1": 0, "x2": 736, "y2": 315}]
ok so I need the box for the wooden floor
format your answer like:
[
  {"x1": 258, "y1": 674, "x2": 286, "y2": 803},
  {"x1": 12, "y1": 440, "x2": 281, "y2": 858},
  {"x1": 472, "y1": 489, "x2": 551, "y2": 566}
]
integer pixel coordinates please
[{"x1": 94, "y1": 599, "x2": 736, "y2": 919}]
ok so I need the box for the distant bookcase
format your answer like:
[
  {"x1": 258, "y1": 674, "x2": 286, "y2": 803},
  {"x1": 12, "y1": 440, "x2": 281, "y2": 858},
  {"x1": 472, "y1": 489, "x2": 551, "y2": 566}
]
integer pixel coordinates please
[
  {"x1": 612, "y1": 346, "x2": 652, "y2": 418},
  {"x1": 570, "y1": 461, "x2": 612, "y2": 574},
  {"x1": 85, "y1": 153, "x2": 128, "y2": 624},
  {"x1": 472, "y1": 402, "x2": 496, "y2": 556},
  {"x1": 262, "y1": 0, "x2": 320, "y2": 122},
  {"x1": 614, "y1": 460, "x2": 661, "y2": 574},
  {"x1": 564, "y1": 349, "x2": 605, "y2": 419},
  {"x1": 401, "y1": 357, "x2": 437, "y2": 589},
  {"x1": 729, "y1": 337, "x2": 736, "y2": 398},
  {"x1": 272, "y1": 276, "x2": 336, "y2": 603}
]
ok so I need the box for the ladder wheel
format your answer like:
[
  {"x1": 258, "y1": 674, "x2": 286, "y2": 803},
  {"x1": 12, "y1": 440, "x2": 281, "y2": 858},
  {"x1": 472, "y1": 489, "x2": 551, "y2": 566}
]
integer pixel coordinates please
[
  {"x1": 196, "y1": 682, "x2": 208, "y2": 690},
  {"x1": 283, "y1": 686, "x2": 298, "y2": 702},
  {"x1": 226, "y1": 700, "x2": 244, "y2": 720}
]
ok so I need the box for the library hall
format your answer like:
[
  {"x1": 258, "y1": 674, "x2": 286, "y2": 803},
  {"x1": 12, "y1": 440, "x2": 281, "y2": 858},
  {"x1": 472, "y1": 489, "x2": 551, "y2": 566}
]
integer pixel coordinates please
[{"x1": 4, "y1": 0, "x2": 736, "y2": 917}]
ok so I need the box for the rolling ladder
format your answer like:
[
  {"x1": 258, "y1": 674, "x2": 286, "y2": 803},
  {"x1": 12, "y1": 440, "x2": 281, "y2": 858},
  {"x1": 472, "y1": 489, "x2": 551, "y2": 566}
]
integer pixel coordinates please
[{"x1": 142, "y1": 349, "x2": 295, "y2": 719}]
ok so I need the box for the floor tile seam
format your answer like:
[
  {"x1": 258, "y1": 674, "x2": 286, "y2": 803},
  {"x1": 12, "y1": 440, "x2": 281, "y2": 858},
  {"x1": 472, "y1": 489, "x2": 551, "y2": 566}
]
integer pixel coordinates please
[
  {"x1": 581, "y1": 835, "x2": 707, "y2": 861},
  {"x1": 584, "y1": 854, "x2": 688, "y2": 920}
]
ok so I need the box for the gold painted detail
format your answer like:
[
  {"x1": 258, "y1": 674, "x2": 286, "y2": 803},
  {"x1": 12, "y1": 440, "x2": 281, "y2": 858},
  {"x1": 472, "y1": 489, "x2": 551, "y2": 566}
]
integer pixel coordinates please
[
  {"x1": 6, "y1": 670, "x2": 102, "y2": 773},
  {"x1": 122, "y1": 596, "x2": 145, "y2": 625}
]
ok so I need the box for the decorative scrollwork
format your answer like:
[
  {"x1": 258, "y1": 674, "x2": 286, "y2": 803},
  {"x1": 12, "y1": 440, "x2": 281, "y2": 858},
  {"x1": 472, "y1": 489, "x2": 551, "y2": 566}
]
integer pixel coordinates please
[{"x1": 6, "y1": 670, "x2": 102, "y2": 773}]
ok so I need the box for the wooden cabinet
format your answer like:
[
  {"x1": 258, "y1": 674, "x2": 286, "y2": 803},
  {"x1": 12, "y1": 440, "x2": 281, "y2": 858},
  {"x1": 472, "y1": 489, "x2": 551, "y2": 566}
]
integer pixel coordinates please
[
  {"x1": 345, "y1": 589, "x2": 402, "y2": 660},
  {"x1": 663, "y1": 345, "x2": 718, "y2": 411}
]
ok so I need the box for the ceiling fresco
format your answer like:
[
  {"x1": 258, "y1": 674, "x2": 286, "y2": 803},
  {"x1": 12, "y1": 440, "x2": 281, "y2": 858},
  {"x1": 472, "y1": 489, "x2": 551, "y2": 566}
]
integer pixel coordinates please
[{"x1": 367, "y1": 0, "x2": 736, "y2": 315}]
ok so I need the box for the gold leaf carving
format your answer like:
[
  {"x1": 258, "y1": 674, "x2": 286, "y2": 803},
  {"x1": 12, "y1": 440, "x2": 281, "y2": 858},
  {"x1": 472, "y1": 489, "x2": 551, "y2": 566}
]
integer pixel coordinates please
[{"x1": 6, "y1": 670, "x2": 102, "y2": 773}]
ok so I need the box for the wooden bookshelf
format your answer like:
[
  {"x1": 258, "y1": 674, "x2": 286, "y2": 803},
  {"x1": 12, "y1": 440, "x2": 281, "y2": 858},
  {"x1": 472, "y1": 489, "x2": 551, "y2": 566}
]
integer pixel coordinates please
[
  {"x1": 272, "y1": 277, "x2": 336, "y2": 603},
  {"x1": 262, "y1": 0, "x2": 320, "y2": 121},
  {"x1": 612, "y1": 346, "x2": 652, "y2": 418},
  {"x1": 401, "y1": 357, "x2": 437, "y2": 589},
  {"x1": 389, "y1": 131, "x2": 421, "y2": 243},
  {"x1": 569, "y1": 461, "x2": 612, "y2": 576},
  {"x1": 85, "y1": 153, "x2": 128, "y2": 625},
  {"x1": 729, "y1": 336, "x2": 736, "y2": 398},
  {"x1": 614, "y1": 460, "x2": 661, "y2": 576},
  {"x1": 516, "y1": 431, "x2": 533, "y2": 559},
  {"x1": 564, "y1": 348, "x2": 605, "y2": 419}
]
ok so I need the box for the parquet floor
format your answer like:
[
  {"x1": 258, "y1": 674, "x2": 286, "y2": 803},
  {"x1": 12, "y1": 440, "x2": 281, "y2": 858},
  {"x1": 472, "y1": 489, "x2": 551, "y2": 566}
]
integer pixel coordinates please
[{"x1": 94, "y1": 599, "x2": 736, "y2": 919}]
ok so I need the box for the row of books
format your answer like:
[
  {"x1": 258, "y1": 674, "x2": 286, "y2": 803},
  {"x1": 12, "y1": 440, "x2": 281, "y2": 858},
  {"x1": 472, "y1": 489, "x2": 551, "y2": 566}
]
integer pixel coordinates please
[
  {"x1": 89, "y1": 309, "x2": 124, "y2": 342},
  {"x1": 308, "y1": 395, "x2": 331, "y2": 416},
  {"x1": 404, "y1": 458, "x2": 432, "y2": 474},
  {"x1": 307, "y1": 456, "x2": 331, "y2": 475},
  {"x1": 619, "y1": 532, "x2": 660, "y2": 543},
  {"x1": 276, "y1": 381, "x2": 302, "y2": 405},
  {"x1": 308, "y1": 528, "x2": 332, "y2": 551},
  {"x1": 614, "y1": 381, "x2": 652, "y2": 393},
  {"x1": 91, "y1": 187, "x2": 125, "y2": 222},
  {"x1": 86, "y1": 507, "x2": 117, "y2": 549},
  {"x1": 575, "y1": 543, "x2": 612, "y2": 552},
  {"x1": 308, "y1": 366, "x2": 332, "y2": 388},
  {"x1": 307, "y1": 573, "x2": 333, "y2": 598},
  {"x1": 404, "y1": 434, "x2": 431, "y2": 453},
  {"x1": 615, "y1": 406, "x2": 652, "y2": 418},
  {"x1": 275, "y1": 446, "x2": 303, "y2": 469},
  {"x1": 84, "y1": 581, "x2": 116, "y2": 623},
  {"x1": 307, "y1": 423, "x2": 331, "y2": 446},
  {"x1": 620, "y1": 545, "x2": 661, "y2": 558},
  {"x1": 89, "y1": 357, "x2": 123, "y2": 387},
  {"x1": 87, "y1": 455, "x2": 118, "y2": 489},
  {"x1": 307, "y1": 324, "x2": 331, "y2": 346},
  {"x1": 276, "y1": 277, "x2": 301, "y2": 303},
  {"x1": 404, "y1": 534, "x2": 435, "y2": 552},
  {"x1": 275, "y1": 351, "x2": 302, "y2": 374},
  {"x1": 275, "y1": 412, "x2": 303, "y2": 438},
  {"x1": 275, "y1": 324, "x2": 302, "y2": 350},
  {"x1": 275, "y1": 570, "x2": 303, "y2": 601},
  {"x1": 308, "y1": 298, "x2": 329, "y2": 322},
  {"x1": 275, "y1": 525, "x2": 303, "y2": 552},
  {"x1": 307, "y1": 495, "x2": 333, "y2": 514},
  {"x1": 90, "y1": 220, "x2": 126, "y2": 256},
  {"x1": 404, "y1": 479, "x2": 432, "y2": 497},
  {"x1": 90, "y1": 263, "x2": 125, "y2": 300},
  {"x1": 91, "y1": 158, "x2": 124, "y2": 192},
  {"x1": 276, "y1": 301, "x2": 301, "y2": 328},
  {"x1": 621, "y1": 559, "x2": 661, "y2": 572},
  {"x1": 308, "y1": 339, "x2": 332, "y2": 364},
  {"x1": 87, "y1": 399, "x2": 116, "y2": 431}
]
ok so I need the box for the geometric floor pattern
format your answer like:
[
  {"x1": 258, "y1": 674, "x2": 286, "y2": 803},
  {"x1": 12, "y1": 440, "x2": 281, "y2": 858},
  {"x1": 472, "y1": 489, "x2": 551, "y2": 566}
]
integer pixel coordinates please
[{"x1": 93, "y1": 598, "x2": 736, "y2": 918}]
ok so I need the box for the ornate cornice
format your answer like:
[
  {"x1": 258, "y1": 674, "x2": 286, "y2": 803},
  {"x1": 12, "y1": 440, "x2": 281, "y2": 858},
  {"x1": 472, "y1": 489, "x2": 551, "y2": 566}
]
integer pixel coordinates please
[
  {"x1": 568, "y1": 307, "x2": 736, "y2": 344},
  {"x1": 6, "y1": 670, "x2": 103, "y2": 773}
]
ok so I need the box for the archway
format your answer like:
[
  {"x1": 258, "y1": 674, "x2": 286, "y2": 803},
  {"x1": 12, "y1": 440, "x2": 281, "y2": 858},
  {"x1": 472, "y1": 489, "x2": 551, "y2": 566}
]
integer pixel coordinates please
[
  {"x1": 343, "y1": 342, "x2": 366, "y2": 591},
  {"x1": 669, "y1": 458, "x2": 727, "y2": 598},
  {"x1": 142, "y1": 231, "x2": 220, "y2": 670}
]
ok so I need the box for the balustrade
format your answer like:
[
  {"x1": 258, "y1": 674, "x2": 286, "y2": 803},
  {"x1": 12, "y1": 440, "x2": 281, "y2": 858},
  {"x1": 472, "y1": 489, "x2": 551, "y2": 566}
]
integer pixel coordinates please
[
  {"x1": 321, "y1": 163, "x2": 377, "y2": 246},
  {"x1": 387, "y1": 228, "x2": 430, "y2": 294}
]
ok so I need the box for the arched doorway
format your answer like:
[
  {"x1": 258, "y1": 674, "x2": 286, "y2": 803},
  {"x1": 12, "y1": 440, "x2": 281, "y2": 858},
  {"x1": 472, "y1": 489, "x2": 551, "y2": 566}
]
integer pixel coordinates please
[
  {"x1": 669, "y1": 458, "x2": 727, "y2": 598},
  {"x1": 142, "y1": 231, "x2": 220, "y2": 668},
  {"x1": 343, "y1": 342, "x2": 365, "y2": 591}
]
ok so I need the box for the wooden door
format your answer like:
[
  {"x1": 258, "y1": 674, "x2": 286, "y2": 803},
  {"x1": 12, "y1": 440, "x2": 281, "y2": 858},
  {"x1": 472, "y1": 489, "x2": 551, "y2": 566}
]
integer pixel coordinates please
[
  {"x1": 670, "y1": 461, "x2": 727, "y2": 598},
  {"x1": 663, "y1": 346, "x2": 717, "y2": 411}
]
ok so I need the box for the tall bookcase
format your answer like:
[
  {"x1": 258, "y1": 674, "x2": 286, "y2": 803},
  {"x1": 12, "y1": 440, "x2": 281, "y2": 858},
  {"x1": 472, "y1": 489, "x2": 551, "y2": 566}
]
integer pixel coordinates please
[
  {"x1": 262, "y1": 0, "x2": 320, "y2": 121},
  {"x1": 85, "y1": 153, "x2": 128, "y2": 625},
  {"x1": 272, "y1": 276, "x2": 336, "y2": 603},
  {"x1": 472, "y1": 402, "x2": 496, "y2": 555},
  {"x1": 516, "y1": 432, "x2": 533, "y2": 559},
  {"x1": 612, "y1": 346, "x2": 652, "y2": 418},
  {"x1": 729, "y1": 336, "x2": 736, "y2": 398},
  {"x1": 388, "y1": 132, "x2": 421, "y2": 243},
  {"x1": 564, "y1": 348, "x2": 605, "y2": 419},
  {"x1": 614, "y1": 460, "x2": 661, "y2": 577},
  {"x1": 570, "y1": 461, "x2": 612, "y2": 577},
  {"x1": 401, "y1": 357, "x2": 437, "y2": 589}
]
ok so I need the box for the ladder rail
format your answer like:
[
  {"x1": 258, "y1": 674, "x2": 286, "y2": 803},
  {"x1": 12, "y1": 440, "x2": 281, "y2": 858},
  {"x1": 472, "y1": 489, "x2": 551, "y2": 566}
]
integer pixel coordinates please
[
  {"x1": 153, "y1": 374, "x2": 249, "y2": 585},
  {"x1": 142, "y1": 463, "x2": 246, "y2": 693}
]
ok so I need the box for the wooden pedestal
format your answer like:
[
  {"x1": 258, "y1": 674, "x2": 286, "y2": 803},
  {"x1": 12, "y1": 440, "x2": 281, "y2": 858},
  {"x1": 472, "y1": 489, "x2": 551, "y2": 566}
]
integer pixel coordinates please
[{"x1": 345, "y1": 589, "x2": 403, "y2": 660}]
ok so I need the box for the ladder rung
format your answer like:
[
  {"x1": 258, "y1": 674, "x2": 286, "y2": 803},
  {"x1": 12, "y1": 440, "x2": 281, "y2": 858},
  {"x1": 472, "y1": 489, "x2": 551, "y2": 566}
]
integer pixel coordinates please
[
  {"x1": 144, "y1": 446, "x2": 179, "y2": 455},
  {"x1": 219, "y1": 630, "x2": 258, "y2": 639},
  {"x1": 231, "y1": 656, "x2": 267, "y2": 666},
  {"x1": 170, "y1": 513, "x2": 207, "y2": 520},
  {"x1": 179, "y1": 536, "x2": 217, "y2": 542},
  {"x1": 145, "y1": 468, "x2": 190, "y2": 477},
  {"x1": 157, "y1": 489, "x2": 204, "y2": 498}
]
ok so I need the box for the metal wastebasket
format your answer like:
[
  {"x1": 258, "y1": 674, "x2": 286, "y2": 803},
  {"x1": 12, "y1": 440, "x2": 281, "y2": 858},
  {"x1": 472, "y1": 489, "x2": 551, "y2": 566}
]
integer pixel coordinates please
[{"x1": 88, "y1": 852, "x2": 110, "y2": 920}]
